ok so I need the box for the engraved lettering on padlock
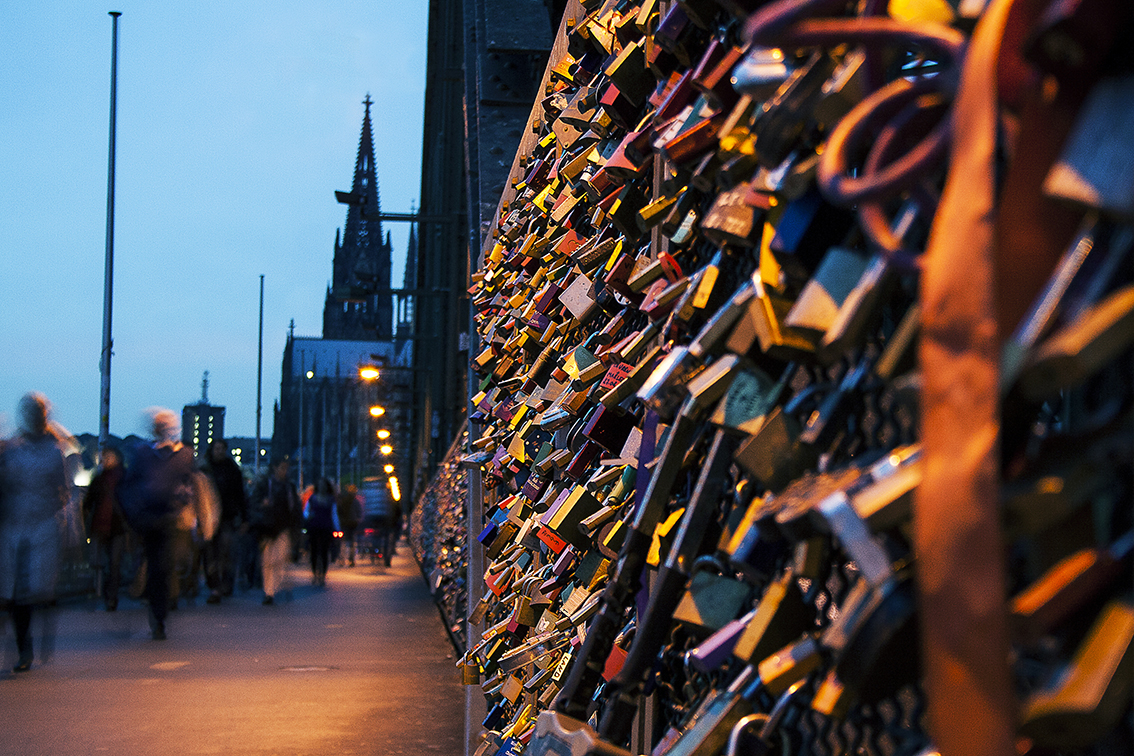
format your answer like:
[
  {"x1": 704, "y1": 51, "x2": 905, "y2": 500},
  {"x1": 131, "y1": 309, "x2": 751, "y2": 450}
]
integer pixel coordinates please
[{"x1": 701, "y1": 182, "x2": 765, "y2": 248}]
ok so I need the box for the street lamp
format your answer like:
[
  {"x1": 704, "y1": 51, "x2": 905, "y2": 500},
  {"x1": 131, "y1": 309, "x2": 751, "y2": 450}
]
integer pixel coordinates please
[
  {"x1": 379, "y1": 444, "x2": 393, "y2": 456},
  {"x1": 377, "y1": 428, "x2": 391, "y2": 440},
  {"x1": 384, "y1": 463, "x2": 394, "y2": 474},
  {"x1": 359, "y1": 366, "x2": 380, "y2": 381},
  {"x1": 369, "y1": 405, "x2": 386, "y2": 418}
]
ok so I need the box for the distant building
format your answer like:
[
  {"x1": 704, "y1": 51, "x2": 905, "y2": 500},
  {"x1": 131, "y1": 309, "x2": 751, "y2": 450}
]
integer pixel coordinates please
[
  {"x1": 274, "y1": 331, "x2": 411, "y2": 490},
  {"x1": 182, "y1": 372, "x2": 225, "y2": 459}
]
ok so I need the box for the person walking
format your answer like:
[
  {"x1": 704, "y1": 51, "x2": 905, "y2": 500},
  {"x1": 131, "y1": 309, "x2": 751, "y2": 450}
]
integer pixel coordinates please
[
  {"x1": 304, "y1": 478, "x2": 339, "y2": 587},
  {"x1": 81, "y1": 446, "x2": 127, "y2": 612},
  {"x1": 251, "y1": 457, "x2": 297, "y2": 605},
  {"x1": 336, "y1": 484, "x2": 362, "y2": 567},
  {"x1": 118, "y1": 408, "x2": 195, "y2": 640},
  {"x1": 0, "y1": 393, "x2": 70, "y2": 672},
  {"x1": 201, "y1": 439, "x2": 247, "y2": 604}
]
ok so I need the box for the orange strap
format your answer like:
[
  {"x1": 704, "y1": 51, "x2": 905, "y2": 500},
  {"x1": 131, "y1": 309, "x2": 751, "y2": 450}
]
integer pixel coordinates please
[{"x1": 915, "y1": 1, "x2": 1018, "y2": 755}]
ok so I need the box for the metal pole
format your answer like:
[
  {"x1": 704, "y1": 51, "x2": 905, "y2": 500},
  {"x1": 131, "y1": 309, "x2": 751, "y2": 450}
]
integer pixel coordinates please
[
  {"x1": 99, "y1": 11, "x2": 121, "y2": 451},
  {"x1": 320, "y1": 387, "x2": 327, "y2": 481},
  {"x1": 255, "y1": 274, "x2": 264, "y2": 475},
  {"x1": 298, "y1": 350, "x2": 305, "y2": 491}
]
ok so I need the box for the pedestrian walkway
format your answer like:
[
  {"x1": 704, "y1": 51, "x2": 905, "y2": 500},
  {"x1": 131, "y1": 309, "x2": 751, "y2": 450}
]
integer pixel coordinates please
[{"x1": 0, "y1": 541, "x2": 466, "y2": 755}]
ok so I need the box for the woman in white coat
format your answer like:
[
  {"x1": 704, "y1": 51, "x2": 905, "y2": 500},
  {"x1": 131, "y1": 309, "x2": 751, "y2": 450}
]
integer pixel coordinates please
[{"x1": 0, "y1": 393, "x2": 69, "y2": 672}]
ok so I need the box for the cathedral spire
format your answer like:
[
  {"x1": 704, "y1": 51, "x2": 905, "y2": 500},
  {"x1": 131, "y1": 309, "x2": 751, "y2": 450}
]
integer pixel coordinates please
[
  {"x1": 352, "y1": 94, "x2": 381, "y2": 218},
  {"x1": 324, "y1": 96, "x2": 394, "y2": 340}
]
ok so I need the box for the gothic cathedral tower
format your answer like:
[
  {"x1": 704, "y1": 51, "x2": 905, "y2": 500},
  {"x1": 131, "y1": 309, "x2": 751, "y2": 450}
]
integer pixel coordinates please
[{"x1": 323, "y1": 95, "x2": 394, "y2": 340}]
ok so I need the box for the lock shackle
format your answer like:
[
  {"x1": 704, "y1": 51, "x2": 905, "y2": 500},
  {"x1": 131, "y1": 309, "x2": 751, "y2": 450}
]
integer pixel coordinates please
[
  {"x1": 690, "y1": 552, "x2": 731, "y2": 577},
  {"x1": 818, "y1": 76, "x2": 953, "y2": 207},
  {"x1": 854, "y1": 92, "x2": 951, "y2": 271},
  {"x1": 741, "y1": 0, "x2": 965, "y2": 219},
  {"x1": 726, "y1": 713, "x2": 770, "y2": 756},
  {"x1": 743, "y1": 0, "x2": 966, "y2": 72}
]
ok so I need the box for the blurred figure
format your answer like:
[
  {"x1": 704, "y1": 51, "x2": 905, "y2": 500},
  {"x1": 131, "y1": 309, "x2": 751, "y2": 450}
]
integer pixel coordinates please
[
  {"x1": 250, "y1": 457, "x2": 297, "y2": 605},
  {"x1": 304, "y1": 478, "x2": 339, "y2": 587},
  {"x1": 336, "y1": 484, "x2": 362, "y2": 567},
  {"x1": 82, "y1": 447, "x2": 127, "y2": 612},
  {"x1": 200, "y1": 439, "x2": 247, "y2": 604},
  {"x1": 0, "y1": 393, "x2": 70, "y2": 672},
  {"x1": 118, "y1": 408, "x2": 195, "y2": 640}
]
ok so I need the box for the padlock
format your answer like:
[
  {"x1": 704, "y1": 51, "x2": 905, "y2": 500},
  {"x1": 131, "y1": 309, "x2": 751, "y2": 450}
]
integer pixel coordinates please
[
  {"x1": 1001, "y1": 216, "x2": 1130, "y2": 390},
  {"x1": 734, "y1": 406, "x2": 818, "y2": 492},
  {"x1": 768, "y1": 186, "x2": 857, "y2": 286},
  {"x1": 653, "y1": 666, "x2": 763, "y2": 756},
  {"x1": 731, "y1": 568, "x2": 814, "y2": 666},
  {"x1": 1010, "y1": 532, "x2": 1134, "y2": 645},
  {"x1": 673, "y1": 567, "x2": 752, "y2": 635},
  {"x1": 783, "y1": 247, "x2": 872, "y2": 341},
  {"x1": 540, "y1": 485, "x2": 604, "y2": 550},
  {"x1": 727, "y1": 282, "x2": 818, "y2": 362},
  {"x1": 1016, "y1": 284, "x2": 1134, "y2": 401},
  {"x1": 636, "y1": 345, "x2": 700, "y2": 420},
  {"x1": 1019, "y1": 599, "x2": 1134, "y2": 751},
  {"x1": 1043, "y1": 73, "x2": 1134, "y2": 219},
  {"x1": 752, "y1": 51, "x2": 837, "y2": 170},
  {"x1": 797, "y1": 351, "x2": 875, "y2": 450},
  {"x1": 689, "y1": 37, "x2": 743, "y2": 113},
  {"x1": 652, "y1": 4, "x2": 695, "y2": 68},
  {"x1": 821, "y1": 575, "x2": 920, "y2": 705},
  {"x1": 700, "y1": 181, "x2": 766, "y2": 248}
]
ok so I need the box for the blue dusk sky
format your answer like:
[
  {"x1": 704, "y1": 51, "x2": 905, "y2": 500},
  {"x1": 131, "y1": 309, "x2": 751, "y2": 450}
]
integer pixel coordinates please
[{"x1": 0, "y1": 2, "x2": 428, "y2": 440}]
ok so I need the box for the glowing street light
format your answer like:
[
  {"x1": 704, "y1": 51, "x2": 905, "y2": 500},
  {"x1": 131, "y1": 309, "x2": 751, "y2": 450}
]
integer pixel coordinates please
[
  {"x1": 359, "y1": 366, "x2": 380, "y2": 380},
  {"x1": 379, "y1": 444, "x2": 393, "y2": 456},
  {"x1": 369, "y1": 405, "x2": 386, "y2": 418},
  {"x1": 384, "y1": 463, "x2": 394, "y2": 473},
  {"x1": 388, "y1": 476, "x2": 401, "y2": 502},
  {"x1": 376, "y1": 428, "x2": 391, "y2": 439}
]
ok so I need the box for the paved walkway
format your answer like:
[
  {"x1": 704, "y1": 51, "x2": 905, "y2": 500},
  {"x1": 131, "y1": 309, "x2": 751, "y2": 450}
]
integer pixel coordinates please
[{"x1": 0, "y1": 542, "x2": 467, "y2": 755}]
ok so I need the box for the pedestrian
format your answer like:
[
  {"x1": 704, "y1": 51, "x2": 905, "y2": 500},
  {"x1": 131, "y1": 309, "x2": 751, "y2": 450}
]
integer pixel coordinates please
[
  {"x1": 250, "y1": 457, "x2": 297, "y2": 605},
  {"x1": 304, "y1": 478, "x2": 339, "y2": 587},
  {"x1": 200, "y1": 439, "x2": 247, "y2": 604},
  {"x1": 0, "y1": 393, "x2": 70, "y2": 672},
  {"x1": 336, "y1": 484, "x2": 362, "y2": 567},
  {"x1": 81, "y1": 446, "x2": 127, "y2": 612},
  {"x1": 117, "y1": 408, "x2": 196, "y2": 640}
]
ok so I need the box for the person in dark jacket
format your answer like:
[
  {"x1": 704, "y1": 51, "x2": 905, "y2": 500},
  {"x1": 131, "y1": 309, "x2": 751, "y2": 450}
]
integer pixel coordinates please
[
  {"x1": 200, "y1": 439, "x2": 247, "y2": 604},
  {"x1": 250, "y1": 457, "x2": 297, "y2": 605},
  {"x1": 304, "y1": 478, "x2": 339, "y2": 587},
  {"x1": 118, "y1": 408, "x2": 195, "y2": 640},
  {"x1": 82, "y1": 446, "x2": 126, "y2": 612}
]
